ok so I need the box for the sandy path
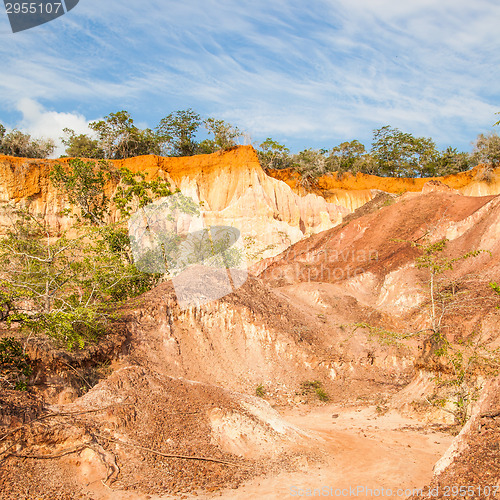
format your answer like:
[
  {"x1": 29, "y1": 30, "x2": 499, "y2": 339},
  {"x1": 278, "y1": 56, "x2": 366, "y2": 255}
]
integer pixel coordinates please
[{"x1": 214, "y1": 404, "x2": 452, "y2": 499}]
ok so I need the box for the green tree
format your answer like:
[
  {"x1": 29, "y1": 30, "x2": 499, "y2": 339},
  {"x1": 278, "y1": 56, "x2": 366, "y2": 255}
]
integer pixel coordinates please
[
  {"x1": 50, "y1": 158, "x2": 175, "y2": 226},
  {"x1": 156, "y1": 109, "x2": 202, "y2": 156},
  {"x1": 256, "y1": 138, "x2": 292, "y2": 170},
  {"x1": 354, "y1": 237, "x2": 495, "y2": 426},
  {"x1": 61, "y1": 128, "x2": 103, "y2": 158},
  {"x1": 429, "y1": 147, "x2": 472, "y2": 177},
  {"x1": 0, "y1": 128, "x2": 55, "y2": 158},
  {"x1": 410, "y1": 238, "x2": 485, "y2": 337},
  {"x1": 406, "y1": 237, "x2": 497, "y2": 425},
  {"x1": 49, "y1": 156, "x2": 185, "y2": 281},
  {"x1": 112, "y1": 166, "x2": 175, "y2": 218},
  {"x1": 291, "y1": 148, "x2": 328, "y2": 187},
  {"x1": 4, "y1": 153, "x2": 177, "y2": 349},
  {"x1": 50, "y1": 159, "x2": 115, "y2": 226},
  {"x1": 89, "y1": 110, "x2": 161, "y2": 159},
  {"x1": 326, "y1": 140, "x2": 372, "y2": 175},
  {"x1": 371, "y1": 126, "x2": 438, "y2": 177},
  {"x1": 472, "y1": 132, "x2": 500, "y2": 182},
  {"x1": 198, "y1": 117, "x2": 243, "y2": 153},
  {"x1": 0, "y1": 209, "x2": 158, "y2": 350},
  {"x1": 428, "y1": 334, "x2": 499, "y2": 427}
]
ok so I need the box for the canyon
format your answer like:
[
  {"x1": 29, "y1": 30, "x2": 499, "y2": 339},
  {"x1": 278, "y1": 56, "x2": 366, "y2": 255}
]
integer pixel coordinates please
[{"x1": 0, "y1": 147, "x2": 499, "y2": 499}]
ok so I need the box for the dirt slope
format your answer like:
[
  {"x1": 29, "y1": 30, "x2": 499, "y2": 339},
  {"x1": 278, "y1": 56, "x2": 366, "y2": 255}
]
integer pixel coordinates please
[
  {"x1": 1, "y1": 182, "x2": 499, "y2": 497},
  {"x1": 408, "y1": 375, "x2": 500, "y2": 499},
  {"x1": 255, "y1": 190, "x2": 500, "y2": 333}
]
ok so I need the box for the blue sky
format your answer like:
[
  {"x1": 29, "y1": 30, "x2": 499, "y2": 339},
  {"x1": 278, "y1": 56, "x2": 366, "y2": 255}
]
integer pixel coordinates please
[{"x1": 0, "y1": 0, "x2": 499, "y2": 156}]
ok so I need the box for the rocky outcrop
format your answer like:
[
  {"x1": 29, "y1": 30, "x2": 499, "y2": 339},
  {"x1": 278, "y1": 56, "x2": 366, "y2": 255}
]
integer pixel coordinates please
[
  {"x1": 2, "y1": 147, "x2": 498, "y2": 263},
  {"x1": 268, "y1": 164, "x2": 500, "y2": 211},
  {"x1": 0, "y1": 147, "x2": 347, "y2": 262}
]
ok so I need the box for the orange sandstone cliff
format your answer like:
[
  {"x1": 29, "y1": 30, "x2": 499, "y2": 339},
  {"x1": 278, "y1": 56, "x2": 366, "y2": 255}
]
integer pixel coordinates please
[
  {"x1": 0, "y1": 147, "x2": 346, "y2": 261},
  {"x1": 0, "y1": 146, "x2": 498, "y2": 260},
  {"x1": 268, "y1": 163, "x2": 500, "y2": 211}
]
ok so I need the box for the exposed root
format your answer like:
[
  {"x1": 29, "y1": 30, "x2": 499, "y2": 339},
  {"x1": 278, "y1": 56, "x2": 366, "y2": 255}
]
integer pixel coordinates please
[
  {"x1": 103, "y1": 436, "x2": 252, "y2": 469},
  {"x1": 2, "y1": 443, "x2": 92, "y2": 461},
  {"x1": 89, "y1": 441, "x2": 120, "y2": 485},
  {"x1": 0, "y1": 403, "x2": 133, "y2": 443}
]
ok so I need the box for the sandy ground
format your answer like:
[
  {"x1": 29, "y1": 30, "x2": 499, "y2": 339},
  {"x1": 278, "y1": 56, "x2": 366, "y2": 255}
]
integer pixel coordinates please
[{"x1": 211, "y1": 404, "x2": 453, "y2": 500}]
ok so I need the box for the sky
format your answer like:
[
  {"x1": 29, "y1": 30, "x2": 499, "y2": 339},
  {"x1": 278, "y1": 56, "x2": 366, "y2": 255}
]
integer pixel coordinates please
[{"x1": 0, "y1": 0, "x2": 499, "y2": 157}]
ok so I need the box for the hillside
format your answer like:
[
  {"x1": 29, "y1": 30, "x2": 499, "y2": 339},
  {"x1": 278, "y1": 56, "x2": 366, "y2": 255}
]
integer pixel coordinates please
[
  {"x1": 1, "y1": 146, "x2": 499, "y2": 262},
  {"x1": 0, "y1": 149, "x2": 499, "y2": 498},
  {"x1": 268, "y1": 162, "x2": 500, "y2": 210}
]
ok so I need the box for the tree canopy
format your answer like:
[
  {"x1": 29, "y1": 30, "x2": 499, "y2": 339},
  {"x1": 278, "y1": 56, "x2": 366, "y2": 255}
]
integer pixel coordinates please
[
  {"x1": 2, "y1": 109, "x2": 499, "y2": 181},
  {"x1": 256, "y1": 126, "x2": 475, "y2": 181},
  {"x1": 60, "y1": 109, "x2": 244, "y2": 160},
  {"x1": 156, "y1": 108, "x2": 202, "y2": 157},
  {"x1": 0, "y1": 124, "x2": 55, "y2": 158}
]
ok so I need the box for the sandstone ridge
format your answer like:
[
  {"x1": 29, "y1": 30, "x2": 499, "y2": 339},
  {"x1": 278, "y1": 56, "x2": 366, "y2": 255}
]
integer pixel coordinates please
[
  {"x1": 0, "y1": 147, "x2": 346, "y2": 262},
  {"x1": 1, "y1": 146, "x2": 499, "y2": 261},
  {"x1": 268, "y1": 161, "x2": 500, "y2": 211}
]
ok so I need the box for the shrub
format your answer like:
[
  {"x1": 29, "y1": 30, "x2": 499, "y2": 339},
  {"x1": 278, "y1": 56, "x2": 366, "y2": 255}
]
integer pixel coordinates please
[
  {"x1": 255, "y1": 384, "x2": 266, "y2": 397},
  {"x1": 301, "y1": 380, "x2": 329, "y2": 402},
  {"x1": 0, "y1": 337, "x2": 32, "y2": 390}
]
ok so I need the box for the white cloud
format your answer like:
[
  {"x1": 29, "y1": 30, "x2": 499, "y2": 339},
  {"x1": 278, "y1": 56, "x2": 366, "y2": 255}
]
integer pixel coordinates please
[{"x1": 16, "y1": 99, "x2": 95, "y2": 157}]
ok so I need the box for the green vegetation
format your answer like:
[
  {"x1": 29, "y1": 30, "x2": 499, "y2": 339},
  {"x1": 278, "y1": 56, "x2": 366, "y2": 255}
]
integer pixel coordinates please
[
  {"x1": 472, "y1": 133, "x2": 500, "y2": 182},
  {"x1": 0, "y1": 208, "x2": 158, "y2": 350},
  {"x1": 255, "y1": 384, "x2": 266, "y2": 397},
  {"x1": 0, "y1": 158, "x2": 185, "y2": 351},
  {"x1": 2, "y1": 111, "x2": 500, "y2": 183},
  {"x1": 256, "y1": 138, "x2": 292, "y2": 170},
  {"x1": 351, "y1": 322, "x2": 413, "y2": 346},
  {"x1": 0, "y1": 337, "x2": 33, "y2": 390},
  {"x1": 256, "y1": 127, "x2": 479, "y2": 180},
  {"x1": 199, "y1": 117, "x2": 243, "y2": 154},
  {"x1": 301, "y1": 380, "x2": 330, "y2": 402},
  {"x1": 243, "y1": 235, "x2": 277, "y2": 261},
  {"x1": 352, "y1": 237, "x2": 497, "y2": 426},
  {"x1": 156, "y1": 108, "x2": 203, "y2": 156},
  {"x1": 50, "y1": 157, "x2": 175, "y2": 224},
  {"x1": 401, "y1": 237, "x2": 498, "y2": 427},
  {"x1": 256, "y1": 111, "x2": 500, "y2": 180},
  {"x1": 410, "y1": 237, "x2": 486, "y2": 337},
  {"x1": 89, "y1": 110, "x2": 161, "y2": 159},
  {"x1": 60, "y1": 109, "x2": 244, "y2": 160},
  {"x1": 50, "y1": 159, "x2": 116, "y2": 226},
  {"x1": 0, "y1": 124, "x2": 55, "y2": 158},
  {"x1": 429, "y1": 335, "x2": 500, "y2": 426}
]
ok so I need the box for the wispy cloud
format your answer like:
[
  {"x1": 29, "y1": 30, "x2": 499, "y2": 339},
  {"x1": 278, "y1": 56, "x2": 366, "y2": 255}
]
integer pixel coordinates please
[{"x1": 0, "y1": 0, "x2": 499, "y2": 153}]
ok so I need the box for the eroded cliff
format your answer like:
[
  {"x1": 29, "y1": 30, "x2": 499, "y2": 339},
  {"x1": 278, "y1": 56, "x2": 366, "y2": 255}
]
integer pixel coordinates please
[
  {"x1": 268, "y1": 163, "x2": 500, "y2": 211},
  {"x1": 0, "y1": 147, "x2": 347, "y2": 262},
  {"x1": 1, "y1": 150, "x2": 499, "y2": 497},
  {"x1": 1, "y1": 146, "x2": 498, "y2": 262}
]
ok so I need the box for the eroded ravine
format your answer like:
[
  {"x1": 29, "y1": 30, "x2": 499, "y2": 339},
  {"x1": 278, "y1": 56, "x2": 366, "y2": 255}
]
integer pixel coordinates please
[{"x1": 213, "y1": 405, "x2": 453, "y2": 500}]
